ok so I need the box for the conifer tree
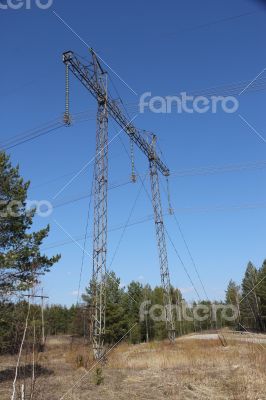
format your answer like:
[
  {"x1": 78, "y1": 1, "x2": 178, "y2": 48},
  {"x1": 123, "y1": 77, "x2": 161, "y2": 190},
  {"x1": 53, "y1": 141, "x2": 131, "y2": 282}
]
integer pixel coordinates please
[{"x1": 0, "y1": 152, "x2": 60, "y2": 293}]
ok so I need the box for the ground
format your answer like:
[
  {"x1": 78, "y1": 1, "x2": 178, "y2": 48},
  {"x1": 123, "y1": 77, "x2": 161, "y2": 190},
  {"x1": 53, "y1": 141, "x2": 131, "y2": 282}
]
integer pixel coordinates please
[{"x1": 1, "y1": 332, "x2": 266, "y2": 400}]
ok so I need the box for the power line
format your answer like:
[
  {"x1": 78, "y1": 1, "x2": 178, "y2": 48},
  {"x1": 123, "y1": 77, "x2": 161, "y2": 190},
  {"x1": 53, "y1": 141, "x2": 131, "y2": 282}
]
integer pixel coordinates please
[
  {"x1": 158, "y1": 148, "x2": 209, "y2": 300},
  {"x1": 29, "y1": 155, "x2": 128, "y2": 191},
  {"x1": 28, "y1": 158, "x2": 266, "y2": 194},
  {"x1": 121, "y1": 75, "x2": 266, "y2": 111},
  {"x1": 176, "y1": 10, "x2": 259, "y2": 33},
  {"x1": 108, "y1": 171, "x2": 149, "y2": 270},
  {"x1": 0, "y1": 109, "x2": 95, "y2": 148},
  {"x1": 185, "y1": 77, "x2": 266, "y2": 98},
  {"x1": 165, "y1": 228, "x2": 202, "y2": 301},
  {"x1": 42, "y1": 197, "x2": 266, "y2": 264},
  {"x1": 34, "y1": 175, "x2": 266, "y2": 220},
  {"x1": 0, "y1": 110, "x2": 95, "y2": 151},
  {"x1": 52, "y1": 180, "x2": 132, "y2": 210},
  {"x1": 157, "y1": 166, "x2": 209, "y2": 299},
  {"x1": 118, "y1": 134, "x2": 202, "y2": 300},
  {"x1": 173, "y1": 201, "x2": 266, "y2": 214},
  {"x1": 0, "y1": 117, "x2": 62, "y2": 147},
  {"x1": 171, "y1": 159, "x2": 266, "y2": 177},
  {"x1": 2, "y1": 124, "x2": 64, "y2": 151},
  {"x1": 76, "y1": 167, "x2": 94, "y2": 305},
  {"x1": 171, "y1": 212, "x2": 209, "y2": 300},
  {"x1": 44, "y1": 213, "x2": 156, "y2": 251}
]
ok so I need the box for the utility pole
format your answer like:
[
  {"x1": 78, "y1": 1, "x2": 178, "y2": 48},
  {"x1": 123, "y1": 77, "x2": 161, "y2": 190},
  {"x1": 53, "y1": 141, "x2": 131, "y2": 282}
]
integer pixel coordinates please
[
  {"x1": 23, "y1": 292, "x2": 49, "y2": 347},
  {"x1": 41, "y1": 289, "x2": 45, "y2": 346}
]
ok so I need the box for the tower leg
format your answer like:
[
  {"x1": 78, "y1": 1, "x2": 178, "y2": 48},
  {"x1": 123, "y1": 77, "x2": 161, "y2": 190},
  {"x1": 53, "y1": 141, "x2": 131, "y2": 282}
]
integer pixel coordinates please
[
  {"x1": 149, "y1": 157, "x2": 175, "y2": 341},
  {"x1": 92, "y1": 98, "x2": 108, "y2": 359}
]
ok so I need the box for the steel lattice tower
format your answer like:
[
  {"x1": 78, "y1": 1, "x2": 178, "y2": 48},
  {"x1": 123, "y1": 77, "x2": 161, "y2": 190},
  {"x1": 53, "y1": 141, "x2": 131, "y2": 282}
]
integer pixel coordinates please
[
  {"x1": 91, "y1": 53, "x2": 108, "y2": 359},
  {"x1": 62, "y1": 50, "x2": 176, "y2": 358},
  {"x1": 149, "y1": 140, "x2": 175, "y2": 341}
]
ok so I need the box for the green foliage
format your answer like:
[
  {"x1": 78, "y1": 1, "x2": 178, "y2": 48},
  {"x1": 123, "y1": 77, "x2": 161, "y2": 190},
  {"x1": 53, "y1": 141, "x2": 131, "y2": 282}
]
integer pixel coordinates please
[
  {"x1": 240, "y1": 262, "x2": 264, "y2": 331},
  {"x1": 94, "y1": 367, "x2": 104, "y2": 386},
  {"x1": 225, "y1": 280, "x2": 241, "y2": 306},
  {"x1": 150, "y1": 286, "x2": 167, "y2": 340},
  {"x1": 0, "y1": 301, "x2": 86, "y2": 355},
  {"x1": 0, "y1": 152, "x2": 60, "y2": 293},
  {"x1": 257, "y1": 260, "x2": 266, "y2": 326},
  {"x1": 45, "y1": 305, "x2": 73, "y2": 335},
  {"x1": 82, "y1": 271, "x2": 129, "y2": 344},
  {"x1": 76, "y1": 354, "x2": 85, "y2": 368},
  {"x1": 82, "y1": 273, "x2": 200, "y2": 344},
  {"x1": 124, "y1": 281, "x2": 145, "y2": 343},
  {"x1": 225, "y1": 280, "x2": 241, "y2": 328},
  {"x1": 224, "y1": 260, "x2": 266, "y2": 332},
  {"x1": 0, "y1": 301, "x2": 42, "y2": 354}
]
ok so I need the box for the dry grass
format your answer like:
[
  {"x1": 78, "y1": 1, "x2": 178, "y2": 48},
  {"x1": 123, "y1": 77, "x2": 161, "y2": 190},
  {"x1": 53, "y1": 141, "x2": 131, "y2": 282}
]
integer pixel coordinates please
[
  {"x1": 107, "y1": 337, "x2": 266, "y2": 399},
  {"x1": 0, "y1": 334, "x2": 265, "y2": 399}
]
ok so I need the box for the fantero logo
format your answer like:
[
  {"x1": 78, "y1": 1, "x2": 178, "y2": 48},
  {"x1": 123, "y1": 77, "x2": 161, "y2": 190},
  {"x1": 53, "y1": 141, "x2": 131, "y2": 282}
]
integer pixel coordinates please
[{"x1": 0, "y1": 0, "x2": 53, "y2": 9}]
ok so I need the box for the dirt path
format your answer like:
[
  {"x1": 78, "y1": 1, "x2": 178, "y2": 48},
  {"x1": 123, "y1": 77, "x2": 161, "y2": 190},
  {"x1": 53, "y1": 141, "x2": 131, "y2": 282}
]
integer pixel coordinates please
[{"x1": 183, "y1": 332, "x2": 266, "y2": 344}]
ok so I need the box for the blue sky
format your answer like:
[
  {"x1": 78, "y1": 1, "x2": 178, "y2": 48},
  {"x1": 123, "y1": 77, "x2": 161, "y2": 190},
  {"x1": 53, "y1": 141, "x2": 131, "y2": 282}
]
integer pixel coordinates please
[{"x1": 1, "y1": 0, "x2": 266, "y2": 306}]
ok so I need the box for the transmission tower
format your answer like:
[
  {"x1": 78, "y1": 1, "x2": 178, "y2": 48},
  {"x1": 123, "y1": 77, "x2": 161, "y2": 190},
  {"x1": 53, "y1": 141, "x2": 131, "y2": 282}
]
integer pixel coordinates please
[
  {"x1": 150, "y1": 137, "x2": 175, "y2": 341},
  {"x1": 91, "y1": 52, "x2": 108, "y2": 359},
  {"x1": 62, "y1": 49, "x2": 175, "y2": 358}
]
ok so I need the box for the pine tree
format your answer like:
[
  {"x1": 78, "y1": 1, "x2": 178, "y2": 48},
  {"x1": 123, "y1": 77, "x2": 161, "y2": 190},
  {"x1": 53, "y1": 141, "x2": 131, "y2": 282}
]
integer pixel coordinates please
[
  {"x1": 125, "y1": 281, "x2": 144, "y2": 343},
  {"x1": 0, "y1": 152, "x2": 60, "y2": 293},
  {"x1": 82, "y1": 271, "x2": 128, "y2": 344},
  {"x1": 225, "y1": 280, "x2": 241, "y2": 305},
  {"x1": 225, "y1": 280, "x2": 241, "y2": 328},
  {"x1": 240, "y1": 262, "x2": 263, "y2": 331},
  {"x1": 151, "y1": 286, "x2": 168, "y2": 340},
  {"x1": 257, "y1": 260, "x2": 266, "y2": 331},
  {"x1": 105, "y1": 272, "x2": 128, "y2": 343}
]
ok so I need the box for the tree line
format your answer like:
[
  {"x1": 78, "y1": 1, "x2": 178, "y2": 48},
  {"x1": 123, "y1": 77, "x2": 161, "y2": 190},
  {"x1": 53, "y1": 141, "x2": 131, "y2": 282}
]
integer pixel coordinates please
[
  {"x1": 1, "y1": 149, "x2": 266, "y2": 357},
  {"x1": 0, "y1": 270, "x2": 231, "y2": 355},
  {"x1": 1, "y1": 263, "x2": 266, "y2": 355},
  {"x1": 225, "y1": 260, "x2": 266, "y2": 332}
]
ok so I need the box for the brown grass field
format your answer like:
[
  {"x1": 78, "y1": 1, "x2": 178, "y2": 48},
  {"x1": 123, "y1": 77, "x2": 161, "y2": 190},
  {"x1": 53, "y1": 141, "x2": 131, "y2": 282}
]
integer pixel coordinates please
[{"x1": 0, "y1": 333, "x2": 266, "y2": 399}]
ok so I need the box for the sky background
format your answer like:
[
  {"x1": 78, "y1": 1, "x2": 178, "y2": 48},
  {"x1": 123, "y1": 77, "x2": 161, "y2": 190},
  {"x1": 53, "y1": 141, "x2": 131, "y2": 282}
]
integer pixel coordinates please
[{"x1": 1, "y1": 0, "x2": 266, "y2": 306}]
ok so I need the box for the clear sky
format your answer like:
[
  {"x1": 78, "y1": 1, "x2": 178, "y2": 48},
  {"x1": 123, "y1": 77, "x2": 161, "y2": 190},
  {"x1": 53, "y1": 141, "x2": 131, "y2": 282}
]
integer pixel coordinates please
[{"x1": 1, "y1": 0, "x2": 266, "y2": 306}]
